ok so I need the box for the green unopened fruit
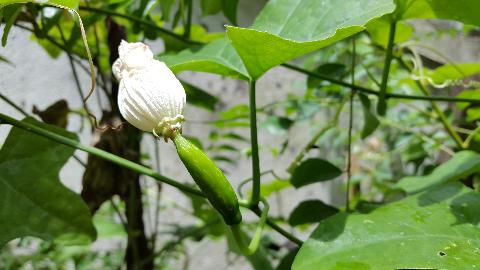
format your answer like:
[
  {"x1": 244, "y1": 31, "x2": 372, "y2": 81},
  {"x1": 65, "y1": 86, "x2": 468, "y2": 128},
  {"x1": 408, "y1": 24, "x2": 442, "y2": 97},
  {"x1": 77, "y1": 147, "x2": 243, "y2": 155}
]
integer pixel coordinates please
[{"x1": 172, "y1": 133, "x2": 242, "y2": 225}]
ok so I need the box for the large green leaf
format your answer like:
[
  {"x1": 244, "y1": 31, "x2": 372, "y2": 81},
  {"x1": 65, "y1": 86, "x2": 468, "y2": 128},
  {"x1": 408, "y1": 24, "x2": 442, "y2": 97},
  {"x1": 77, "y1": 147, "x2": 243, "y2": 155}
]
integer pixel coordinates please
[
  {"x1": 226, "y1": 0, "x2": 395, "y2": 79},
  {"x1": 293, "y1": 183, "x2": 480, "y2": 270},
  {"x1": 158, "y1": 37, "x2": 250, "y2": 80},
  {"x1": 395, "y1": 150, "x2": 480, "y2": 194},
  {"x1": 0, "y1": 0, "x2": 78, "y2": 9},
  {"x1": 0, "y1": 118, "x2": 96, "y2": 247},
  {"x1": 397, "y1": 0, "x2": 480, "y2": 26}
]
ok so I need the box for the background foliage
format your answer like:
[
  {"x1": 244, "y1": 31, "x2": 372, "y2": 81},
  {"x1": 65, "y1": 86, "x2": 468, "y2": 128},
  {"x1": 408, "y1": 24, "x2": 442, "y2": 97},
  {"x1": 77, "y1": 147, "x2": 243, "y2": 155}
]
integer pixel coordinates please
[{"x1": 1, "y1": 0, "x2": 480, "y2": 269}]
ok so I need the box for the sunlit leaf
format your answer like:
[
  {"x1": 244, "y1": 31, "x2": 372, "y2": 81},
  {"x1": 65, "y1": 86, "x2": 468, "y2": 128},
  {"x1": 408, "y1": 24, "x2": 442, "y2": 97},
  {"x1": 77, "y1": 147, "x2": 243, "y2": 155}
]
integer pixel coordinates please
[
  {"x1": 293, "y1": 183, "x2": 480, "y2": 270},
  {"x1": 226, "y1": 0, "x2": 395, "y2": 79},
  {"x1": 395, "y1": 151, "x2": 480, "y2": 194},
  {"x1": 159, "y1": 37, "x2": 249, "y2": 79},
  {"x1": 397, "y1": 0, "x2": 480, "y2": 26},
  {"x1": 429, "y1": 63, "x2": 480, "y2": 85},
  {"x1": 0, "y1": 0, "x2": 78, "y2": 9},
  {"x1": 246, "y1": 178, "x2": 291, "y2": 198}
]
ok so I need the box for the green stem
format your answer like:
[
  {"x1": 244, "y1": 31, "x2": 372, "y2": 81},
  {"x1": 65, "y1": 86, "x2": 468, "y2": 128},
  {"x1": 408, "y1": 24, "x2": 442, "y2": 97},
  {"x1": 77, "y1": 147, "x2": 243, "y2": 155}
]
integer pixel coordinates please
[
  {"x1": 464, "y1": 126, "x2": 480, "y2": 149},
  {"x1": 0, "y1": 113, "x2": 302, "y2": 245},
  {"x1": 78, "y1": 5, "x2": 200, "y2": 45},
  {"x1": 282, "y1": 63, "x2": 480, "y2": 105},
  {"x1": 249, "y1": 80, "x2": 261, "y2": 206},
  {"x1": 183, "y1": 0, "x2": 193, "y2": 38},
  {"x1": 430, "y1": 100, "x2": 464, "y2": 149},
  {"x1": 0, "y1": 113, "x2": 204, "y2": 197},
  {"x1": 237, "y1": 170, "x2": 273, "y2": 198},
  {"x1": 377, "y1": 21, "x2": 397, "y2": 115},
  {"x1": 346, "y1": 37, "x2": 356, "y2": 211},
  {"x1": 0, "y1": 93, "x2": 28, "y2": 116},
  {"x1": 230, "y1": 199, "x2": 270, "y2": 255},
  {"x1": 249, "y1": 205, "x2": 303, "y2": 245}
]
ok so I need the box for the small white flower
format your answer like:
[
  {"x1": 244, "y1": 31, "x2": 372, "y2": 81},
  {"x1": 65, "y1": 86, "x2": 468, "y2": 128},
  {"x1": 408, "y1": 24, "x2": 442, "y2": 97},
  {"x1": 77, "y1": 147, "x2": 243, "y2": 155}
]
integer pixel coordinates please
[{"x1": 113, "y1": 40, "x2": 186, "y2": 139}]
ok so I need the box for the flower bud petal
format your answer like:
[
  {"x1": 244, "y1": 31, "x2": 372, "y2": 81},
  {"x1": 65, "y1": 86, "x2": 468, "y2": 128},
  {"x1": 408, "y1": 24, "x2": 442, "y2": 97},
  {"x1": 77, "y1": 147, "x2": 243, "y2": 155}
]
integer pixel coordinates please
[{"x1": 113, "y1": 40, "x2": 186, "y2": 137}]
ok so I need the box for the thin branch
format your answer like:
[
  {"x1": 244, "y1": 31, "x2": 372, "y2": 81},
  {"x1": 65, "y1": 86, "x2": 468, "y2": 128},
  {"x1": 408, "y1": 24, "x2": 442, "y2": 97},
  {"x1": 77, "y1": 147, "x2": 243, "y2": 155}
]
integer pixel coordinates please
[
  {"x1": 56, "y1": 23, "x2": 88, "y2": 105},
  {"x1": 0, "y1": 93, "x2": 28, "y2": 116},
  {"x1": 346, "y1": 38, "x2": 356, "y2": 211},
  {"x1": 151, "y1": 138, "x2": 163, "y2": 249},
  {"x1": 377, "y1": 21, "x2": 397, "y2": 115},
  {"x1": 78, "y1": 5, "x2": 200, "y2": 45},
  {"x1": 183, "y1": 0, "x2": 193, "y2": 38},
  {"x1": 0, "y1": 113, "x2": 302, "y2": 246},
  {"x1": 249, "y1": 206, "x2": 303, "y2": 245},
  {"x1": 0, "y1": 113, "x2": 204, "y2": 197},
  {"x1": 110, "y1": 198, "x2": 129, "y2": 232},
  {"x1": 464, "y1": 126, "x2": 480, "y2": 149},
  {"x1": 249, "y1": 80, "x2": 261, "y2": 206},
  {"x1": 281, "y1": 63, "x2": 480, "y2": 105}
]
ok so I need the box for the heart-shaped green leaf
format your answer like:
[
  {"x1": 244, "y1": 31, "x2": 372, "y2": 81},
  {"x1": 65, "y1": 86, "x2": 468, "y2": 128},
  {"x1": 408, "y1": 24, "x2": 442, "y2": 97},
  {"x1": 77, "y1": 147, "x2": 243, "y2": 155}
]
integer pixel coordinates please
[
  {"x1": 293, "y1": 183, "x2": 480, "y2": 269},
  {"x1": 226, "y1": 0, "x2": 395, "y2": 79}
]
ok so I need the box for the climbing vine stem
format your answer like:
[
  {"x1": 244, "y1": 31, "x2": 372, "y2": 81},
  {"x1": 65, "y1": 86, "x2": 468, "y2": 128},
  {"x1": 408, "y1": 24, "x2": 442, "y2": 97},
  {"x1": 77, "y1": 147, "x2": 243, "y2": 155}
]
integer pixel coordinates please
[
  {"x1": 249, "y1": 80, "x2": 261, "y2": 206},
  {"x1": 377, "y1": 21, "x2": 397, "y2": 115}
]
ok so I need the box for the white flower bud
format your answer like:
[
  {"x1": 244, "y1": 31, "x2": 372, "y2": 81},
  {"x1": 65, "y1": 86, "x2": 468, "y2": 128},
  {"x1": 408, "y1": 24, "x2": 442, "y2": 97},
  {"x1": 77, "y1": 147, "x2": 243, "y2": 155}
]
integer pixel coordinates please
[{"x1": 113, "y1": 40, "x2": 186, "y2": 139}]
